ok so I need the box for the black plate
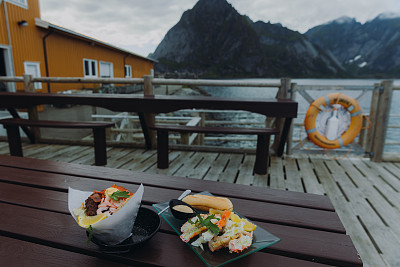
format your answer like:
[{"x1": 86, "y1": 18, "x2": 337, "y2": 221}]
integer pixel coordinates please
[
  {"x1": 169, "y1": 198, "x2": 197, "y2": 220},
  {"x1": 89, "y1": 207, "x2": 161, "y2": 253}
]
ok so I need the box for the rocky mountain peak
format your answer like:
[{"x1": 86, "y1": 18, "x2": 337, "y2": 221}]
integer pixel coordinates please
[{"x1": 152, "y1": 0, "x2": 344, "y2": 78}]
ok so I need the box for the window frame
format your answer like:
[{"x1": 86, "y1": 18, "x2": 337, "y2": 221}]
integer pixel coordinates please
[
  {"x1": 99, "y1": 61, "x2": 114, "y2": 78},
  {"x1": 83, "y1": 58, "x2": 98, "y2": 78},
  {"x1": 124, "y1": 65, "x2": 132, "y2": 78}
]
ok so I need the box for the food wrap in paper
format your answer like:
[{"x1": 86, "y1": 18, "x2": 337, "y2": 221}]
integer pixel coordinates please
[{"x1": 68, "y1": 184, "x2": 144, "y2": 245}]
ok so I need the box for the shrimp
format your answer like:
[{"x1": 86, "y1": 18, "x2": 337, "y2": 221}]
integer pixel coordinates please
[
  {"x1": 96, "y1": 196, "x2": 119, "y2": 215},
  {"x1": 180, "y1": 214, "x2": 218, "y2": 243},
  {"x1": 228, "y1": 231, "x2": 253, "y2": 253},
  {"x1": 217, "y1": 210, "x2": 231, "y2": 229}
]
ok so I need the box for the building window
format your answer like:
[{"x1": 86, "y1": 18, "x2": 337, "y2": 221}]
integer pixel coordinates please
[
  {"x1": 83, "y1": 59, "x2": 97, "y2": 78},
  {"x1": 124, "y1": 65, "x2": 132, "y2": 78},
  {"x1": 99, "y1": 61, "x2": 113, "y2": 78},
  {"x1": 23, "y1": 61, "x2": 42, "y2": 90},
  {"x1": 6, "y1": 0, "x2": 28, "y2": 9}
]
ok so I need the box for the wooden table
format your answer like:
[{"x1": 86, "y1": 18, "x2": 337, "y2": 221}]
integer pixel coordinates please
[
  {"x1": 0, "y1": 92, "x2": 297, "y2": 152},
  {"x1": 0, "y1": 155, "x2": 362, "y2": 266}
]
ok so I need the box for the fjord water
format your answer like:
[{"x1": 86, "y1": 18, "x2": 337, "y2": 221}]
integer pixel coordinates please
[{"x1": 200, "y1": 78, "x2": 400, "y2": 153}]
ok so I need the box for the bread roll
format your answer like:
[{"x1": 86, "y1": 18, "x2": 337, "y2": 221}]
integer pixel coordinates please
[{"x1": 182, "y1": 194, "x2": 233, "y2": 211}]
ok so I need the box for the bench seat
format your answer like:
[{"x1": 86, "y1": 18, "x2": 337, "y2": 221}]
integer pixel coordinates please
[
  {"x1": 0, "y1": 118, "x2": 115, "y2": 166},
  {"x1": 149, "y1": 124, "x2": 280, "y2": 175}
]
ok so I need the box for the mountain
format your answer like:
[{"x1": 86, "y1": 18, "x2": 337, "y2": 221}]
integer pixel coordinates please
[
  {"x1": 305, "y1": 13, "x2": 400, "y2": 76},
  {"x1": 151, "y1": 0, "x2": 344, "y2": 78}
]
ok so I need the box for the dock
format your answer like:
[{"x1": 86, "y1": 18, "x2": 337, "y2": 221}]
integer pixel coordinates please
[{"x1": 0, "y1": 141, "x2": 398, "y2": 266}]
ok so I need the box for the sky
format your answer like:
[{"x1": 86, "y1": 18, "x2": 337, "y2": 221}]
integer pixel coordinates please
[{"x1": 39, "y1": 0, "x2": 400, "y2": 58}]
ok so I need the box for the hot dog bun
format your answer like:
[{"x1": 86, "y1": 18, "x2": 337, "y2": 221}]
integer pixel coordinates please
[{"x1": 182, "y1": 194, "x2": 233, "y2": 211}]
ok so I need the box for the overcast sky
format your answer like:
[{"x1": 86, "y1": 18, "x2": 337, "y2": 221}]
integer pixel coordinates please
[{"x1": 39, "y1": 0, "x2": 400, "y2": 58}]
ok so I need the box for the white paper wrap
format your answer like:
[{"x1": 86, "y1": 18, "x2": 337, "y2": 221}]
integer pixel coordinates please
[{"x1": 68, "y1": 184, "x2": 144, "y2": 245}]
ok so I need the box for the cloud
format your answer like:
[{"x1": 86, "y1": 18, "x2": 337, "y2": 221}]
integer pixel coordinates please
[{"x1": 39, "y1": 0, "x2": 400, "y2": 56}]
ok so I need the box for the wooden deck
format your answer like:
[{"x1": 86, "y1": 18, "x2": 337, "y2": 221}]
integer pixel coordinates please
[{"x1": 0, "y1": 141, "x2": 399, "y2": 266}]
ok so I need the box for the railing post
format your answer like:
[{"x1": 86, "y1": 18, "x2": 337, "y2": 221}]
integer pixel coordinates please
[
  {"x1": 286, "y1": 82, "x2": 296, "y2": 154},
  {"x1": 143, "y1": 75, "x2": 156, "y2": 148},
  {"x1": 365, "y1": 83, "x2": 380, "y2": 154},
  {"x1": 270, "y1": 77, "x2": 291, "y2": 154},
  {"x1": 199, "y1": 112, "x2": 205, "y2": 145},
  {"x1": 371, "y1": 80, "x2": 393, "y2": 162},
  {"x1": 144, "y1": 75, "x2": 154, "y2": 95},
  {"x1": 23, "y1": 74, "x2": 41, "y2": 141}
]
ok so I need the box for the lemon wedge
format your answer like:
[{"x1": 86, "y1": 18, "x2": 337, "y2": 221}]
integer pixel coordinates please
[
  {"x1": 242, "y1": 218, "x2": 257, "y2": 231},
  {"x1": 209, "y1": 208, "x2": 224, "y2": 215},
  {"x1": 78, "y1": 213, "x2": 107, "y2": 228},
  {"x1": 229, "y1": 212, "x2": 241, "y2": 223}
]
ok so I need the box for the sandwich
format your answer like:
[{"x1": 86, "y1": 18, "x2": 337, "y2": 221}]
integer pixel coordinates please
[
  {"x1": 182, "y1": 194, "x2": 233, "y2": 212},
  {"x1": 74, "y1": 184, "x2": 134, "y2": 228}
]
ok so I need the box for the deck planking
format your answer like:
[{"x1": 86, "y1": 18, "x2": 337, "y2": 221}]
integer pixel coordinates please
[{"x1": 0, "y1": 141, "x2": 399, "y2": 267}]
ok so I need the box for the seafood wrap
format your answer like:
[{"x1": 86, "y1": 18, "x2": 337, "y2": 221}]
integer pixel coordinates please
[{"x1": 68, "y1": 183, "x2": 144, "y2": 245}]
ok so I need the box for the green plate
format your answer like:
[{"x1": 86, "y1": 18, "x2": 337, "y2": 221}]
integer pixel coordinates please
[{"x1": 153, "y1": 191, "x2": 280, "y2": 267}]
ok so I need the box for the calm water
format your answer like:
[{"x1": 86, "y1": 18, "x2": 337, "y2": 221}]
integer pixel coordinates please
[{"x1": 199, "y1": 78, "x2": 400, "y2": 153}]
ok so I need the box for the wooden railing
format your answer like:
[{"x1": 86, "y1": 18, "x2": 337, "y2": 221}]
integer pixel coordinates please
[{"x1": 0, "y1": 75, "x2": 398, "y2": 162}]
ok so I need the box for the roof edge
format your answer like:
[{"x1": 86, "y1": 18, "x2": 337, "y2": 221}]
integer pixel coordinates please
[{"x1": 34, "y1": 18, "x2": 157, "y2": 63}]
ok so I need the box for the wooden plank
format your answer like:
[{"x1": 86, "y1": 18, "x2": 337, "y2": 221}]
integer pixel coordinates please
[
  {"x1": 173, "y1": 152, "x2": 207, "y2": 178},
  {"x1": 285, "y1": 157, "x2": 304, "y2": 192},
  {"x1": 21, "y1": 143, "x2": 50, "y2": 157},
  {"x1": 310, "y1": 158, "x2": 387, "y2": 267},
  {"x1": 269, "y1": 157, "x2": 286, "y2": 190},
  {"x1": 117, "y1": 149, "x2": 156, "y2": 170},
  {"x1": 297, "y1": 158, "x2": 325, "y2": 195},
  {"x1": 337, "y1": 160, "x2": 400, "y2": 266},
  {"x1": 352, "y1": 159, "x2": 400, "y2": 209},
  {"x1": 235, "y1": 154, "x2": 256, "y2": 185},
  {"x1": 0, "y1": 154, "x2": 335, "y2": 211},
  {"x1": 163, "y1": 151, "x2": 195, "y2": 176},
  {"x1": 0, "y1": 185, "x2": 360, "y2": 266},
  {"x1": 0, "y1": 202, "x2": 339, "y2": 267},
  {"x1": 218, "y1": 154, "x2": 243, "y2": 183},
  {"x1": 252, "y1": 173, "x2": 269, "y2": 187},
  {"x1": 0, "y1": 236, "x2": 131, "y2": 267},
  {"x1": 185, "y1": 152, "x2": 219, "y2": 179},
  {"x1": 203, "y1": 153, "x2": 230, "y2": 181},
  {"x1": 362, "y1": 160, "x2": 400, "y2": 192},
  {"x1": 0, "y1": 168, "x2": 343, "y2": 233},
  {"x1": 108, "y1": 148, "x2": 146, "y2": 169}
]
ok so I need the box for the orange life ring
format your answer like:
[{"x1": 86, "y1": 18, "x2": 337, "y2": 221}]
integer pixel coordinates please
[{"x1": 304, "y1": 93, "x2": 363, "y2": 149}]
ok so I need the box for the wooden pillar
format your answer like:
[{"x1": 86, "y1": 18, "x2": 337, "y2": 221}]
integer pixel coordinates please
[
  {"x1": 23, "y1": 74, "x2": 41, "y2": 141},
  {"x1": 286, "y1": 82, "x2": 296, "y2": 155},
  {"x1": 365, "y1": 83, "x2": 380, "y2": 154},
  {"x1": 199, "y1": 112, "x2": 205, "y2": 145},
  {"x1": 271, "y1": 78, "x2": 291, "y2": 153},
  {"x1": 143, "y1": 75, "x2": 156, "y2": 148},
  {"x1": 371, "y1": 80, "x2": 393, "y2": 162}
]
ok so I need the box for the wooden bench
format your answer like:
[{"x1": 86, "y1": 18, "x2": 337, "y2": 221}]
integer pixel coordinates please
[
  {"x1": 149, "y1": 124, "x2": 280, "y2": 175},
  {"x1": 0, "y1": 118, "x2": 114, "y2": 166}
]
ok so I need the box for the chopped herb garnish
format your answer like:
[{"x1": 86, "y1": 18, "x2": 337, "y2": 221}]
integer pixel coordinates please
[
  {"x1": 190, "y1": 214, "x2": 220, "y2": 235},
  {"x1": 110, "y1": 190, "x2": 130, "y2": 201},
  {"x1": 87, "y1": 225, "x2": 93, "y2": 245}
]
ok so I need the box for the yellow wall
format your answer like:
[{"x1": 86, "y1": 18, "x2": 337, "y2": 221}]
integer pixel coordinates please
[
  {"x1": 42, "y1": 30, "x2": 154, "y2": 91},
  {"x1": 1, "y1": 0, "x2": 155, "y2": 93}
]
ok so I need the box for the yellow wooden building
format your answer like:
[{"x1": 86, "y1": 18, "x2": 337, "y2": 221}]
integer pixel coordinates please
[{"x1": 0, "y1": 0, "x2": 156, "y2": 92}]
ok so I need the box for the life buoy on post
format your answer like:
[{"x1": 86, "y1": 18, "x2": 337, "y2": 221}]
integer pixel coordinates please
[{"x1": 304, "y1": 93, "x2": 363, "y2": 149}]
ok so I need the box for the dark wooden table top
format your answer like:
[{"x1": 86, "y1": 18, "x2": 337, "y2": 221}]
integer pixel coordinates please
[
  {"x1": 0, "y1": 155, "x2": 362, "y2": 266},
  {"x1": 0, "y1": 92, "x2": 298, "y2": 118}
]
